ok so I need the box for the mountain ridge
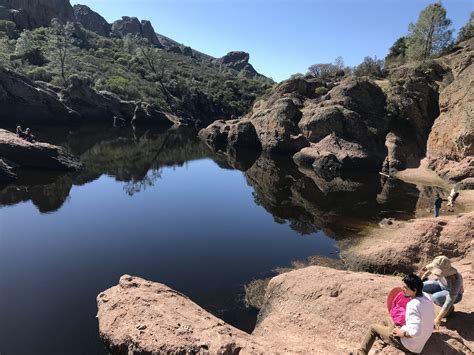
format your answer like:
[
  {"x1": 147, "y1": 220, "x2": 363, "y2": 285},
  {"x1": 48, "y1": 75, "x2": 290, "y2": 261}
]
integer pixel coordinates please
[{"x1": 0, "y1": 0, "x2": 263, "y2": 77}]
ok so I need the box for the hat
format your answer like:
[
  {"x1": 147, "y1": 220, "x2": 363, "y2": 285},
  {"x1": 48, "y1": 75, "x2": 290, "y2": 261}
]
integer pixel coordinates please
[{"x1": 426, "y1": 256, "x2": 457, "y2": 277}]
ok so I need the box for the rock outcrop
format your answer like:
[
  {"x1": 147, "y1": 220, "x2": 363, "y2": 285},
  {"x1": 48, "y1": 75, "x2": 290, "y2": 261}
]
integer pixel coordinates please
[
  {"x1": 0, "y1": 67, "x2": 78, "y2": 126},
  {"x1": 199, "y1": 119, "x2": 261, "y2": 170},
  {"x1": 0, "y1": 0, "x2": 73, "y2": 29},
  {"x1": 341, "y1": 212, "x2": 473, "y2": 274},
  {"x1": 73, "y1": 4, "x2": 111, "y2": 37},
  {"x1": 426, "y1": 38, "x2": 474, "y2": 183},
  {"x1": 216, "y1": 51, "x2": 259, "y2": 76},
  {"x1": 111, "y1": 16, "x2": 141, "y2": 36},
  {"x1": 97, "y1": 275, "x2": 264, "y2": 354},
  {"x1": 0, "y1": 69, "x2": 175, "y2": 127},
  {"x1": 382, "y1": 63, "x2": 442, "y2": 173},
  {"x1": 201, "y1": 76, "x2": 389, "y2": 173},
  {"x1": 140, "y1": 20, "x2": 162, "y2": 47},
  {"x1": 60, "y1": 76, "x2": 132, "y2": 122},
  {"x1": 111, "y1": 16, "x2": 162, "y2": 47},
  {"x1": 294, "y1": 133, "x2": 376, "y2": 173},
  {"x1": 0, "y1": 129, "x2": 81, "y2": 171},
  {"x1": 131, "y1": 101, "x2": 174, "y2": 127}
]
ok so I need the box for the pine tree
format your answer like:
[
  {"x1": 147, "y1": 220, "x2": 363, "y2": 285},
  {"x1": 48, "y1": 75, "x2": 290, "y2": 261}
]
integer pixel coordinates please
[
  {"x1": 47, "y1": 20, "x2": 75, "y2": 85},
  {"x1": 457, "y1": 12, "x2": 473, "y2": 42},
  {"x1": 406, "y1": 3, "x2": 453, "y2": 61},
  {"x1": 385, "y1": 37, "x2": 407, "y2": 66}
]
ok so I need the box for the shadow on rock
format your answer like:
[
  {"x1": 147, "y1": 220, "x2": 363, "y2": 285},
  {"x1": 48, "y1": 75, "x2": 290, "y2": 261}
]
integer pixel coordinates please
[{"x1": 445, "y1": 311, "x2": 474, "y2": 342}]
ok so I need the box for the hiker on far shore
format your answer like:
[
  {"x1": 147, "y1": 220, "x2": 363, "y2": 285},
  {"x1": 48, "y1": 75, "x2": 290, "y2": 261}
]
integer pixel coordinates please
[
  {"x1": 421, "y1": 256, "x2": 464, "y2": 328},
  {"x1": 16, "y1": 126, "x2": 26, "y2": 139},
  {"x1": 433, "y1": 193, "x2": 446, "y2": 217},
  {"x1": 24, "y1": 128, "x2": 36, "y2": 143},
  {"x1": 357, "y1": 274, "x2": 434, "y2": 355}
]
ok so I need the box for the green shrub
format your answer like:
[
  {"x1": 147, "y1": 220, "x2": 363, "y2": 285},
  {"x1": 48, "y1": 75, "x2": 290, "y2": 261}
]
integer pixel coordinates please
[
  {"x1": 27, "y1": 67, "x2": 53, "y2": 82},
  {"x1": 115, "y1": 57, "x2": 130, "y2": 66},
  {"x1": 0, "y1": 20, "x2": 19, "y2": 39},
  {"x1": 314, "y1": 87, "x2": 329, "y2": 96},
  {"x1": 102, "y1": 75, "x2": 140, "y2": 99}
]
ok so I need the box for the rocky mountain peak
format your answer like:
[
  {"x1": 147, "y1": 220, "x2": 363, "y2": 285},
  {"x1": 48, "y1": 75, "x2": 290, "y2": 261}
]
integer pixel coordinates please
[
  {"x1": 217, "y1": 51, "x2": 258, "y2": 76},
  {"x1": 140, "y1": 19, "x2": 162, "y2": 47},
  {"x1": 111, "y1": 16, "x2": 162, "y2": 47},
  {"x1": 73, "y1": 4, "x2": 110, "y2": 37}
]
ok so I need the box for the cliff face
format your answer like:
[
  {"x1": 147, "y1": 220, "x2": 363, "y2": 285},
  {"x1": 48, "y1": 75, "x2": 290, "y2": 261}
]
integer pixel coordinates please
[
  {"x1": 0, "y1": 0, "x2": 73, "y2": 29},
  {"x1": 426, "y1": 38, "x2": 474, "y2": 183},
  {"x1": 73, "y1": 4, "x2": 110, "y2": 37}
]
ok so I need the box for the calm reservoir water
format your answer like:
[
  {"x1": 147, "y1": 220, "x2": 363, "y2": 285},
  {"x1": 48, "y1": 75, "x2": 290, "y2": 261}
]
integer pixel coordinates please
[{"x1": 0, "y1": 126, "x2": 423, "y2": 355}]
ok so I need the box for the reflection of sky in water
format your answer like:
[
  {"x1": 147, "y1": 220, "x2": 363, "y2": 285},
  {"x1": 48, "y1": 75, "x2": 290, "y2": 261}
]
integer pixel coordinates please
[{"x1": 0, "y1": 158, "x2": 337, "y2": 355}]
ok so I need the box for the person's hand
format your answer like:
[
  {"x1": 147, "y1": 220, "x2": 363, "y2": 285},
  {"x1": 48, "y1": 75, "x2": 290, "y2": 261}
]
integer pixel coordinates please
[
  {"x1": 434, "y1": 317, "x2": 442, "y2": 329},
  {"x1": 392, "y1": 328, "x2": 404, "y2": 337}
]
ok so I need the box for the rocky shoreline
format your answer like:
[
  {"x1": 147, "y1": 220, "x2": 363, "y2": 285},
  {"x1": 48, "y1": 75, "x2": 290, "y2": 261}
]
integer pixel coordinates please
[
  {"x1": 0, "y1": 129, "x2": 81, "y2": 182},
  {"x1": 97, "y1": 205, "x2": 473, "y2": 354}
]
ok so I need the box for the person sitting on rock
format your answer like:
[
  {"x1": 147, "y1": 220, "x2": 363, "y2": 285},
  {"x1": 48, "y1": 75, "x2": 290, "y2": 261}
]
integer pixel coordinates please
[
  {"x1": 16, "y1": 126, "x2": 26, "y2": 139},
  {"x1": 357, "y1": 273, "x2": 434, "y2": 355},
  {"x1": 421, "y1": 255, "x2": 464, "y2": 328},
  {"x1": 24, "y1": 128, "x2": 36, "y2": 143}
]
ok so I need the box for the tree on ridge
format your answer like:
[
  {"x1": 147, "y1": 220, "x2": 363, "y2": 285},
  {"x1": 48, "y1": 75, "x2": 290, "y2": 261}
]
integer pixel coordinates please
[
  {"x1": 457, "y1": 12, "x2": 473, "y2": 43},
  {"x1": 406, "y1": 2, "x2": 453, "y2": 61}
]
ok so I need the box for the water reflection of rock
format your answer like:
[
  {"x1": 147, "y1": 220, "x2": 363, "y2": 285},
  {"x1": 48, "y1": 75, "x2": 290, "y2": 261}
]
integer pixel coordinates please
[
  {"x1": 0, "y1": 171, "x2": 73, "y2": 213},
  {"x1": 0, "y1": 126, "x2": 445, "y2": 231},
  {"x1": 245, "y1": 154, "x2": 422, "y2": 238},
  {"x1": 0, "y1": 127, "x2": 215, "y2": 212}
]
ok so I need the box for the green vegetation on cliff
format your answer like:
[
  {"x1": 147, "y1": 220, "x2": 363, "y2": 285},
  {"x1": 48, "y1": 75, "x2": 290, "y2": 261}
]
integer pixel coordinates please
[{"x1": 0, "y1": 20, "x2": 272, "y2": 123}]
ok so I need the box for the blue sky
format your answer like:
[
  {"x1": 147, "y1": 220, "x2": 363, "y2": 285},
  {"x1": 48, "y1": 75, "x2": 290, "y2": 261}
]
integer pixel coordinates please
[{"x1": 70, "y1": 0, "x2": 472, "y2": 81}]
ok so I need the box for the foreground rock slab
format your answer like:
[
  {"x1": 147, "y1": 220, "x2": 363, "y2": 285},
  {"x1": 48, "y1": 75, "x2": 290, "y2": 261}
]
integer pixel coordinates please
[
  {"x1": 98, "y1": 261, "x2": 472, "y2": 354},
  {"x1": 97, "y1": 275, "x2": 265, "y2": 354},
  {"x1": 0, "y1": 129, "x2": 81, "y2": 171}
]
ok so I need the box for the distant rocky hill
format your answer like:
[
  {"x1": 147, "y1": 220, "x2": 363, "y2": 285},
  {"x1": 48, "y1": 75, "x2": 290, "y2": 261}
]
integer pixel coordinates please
[
  {"x1": 0, "y1": 0, "x2": 272, "y2": 128},
  {"x1": 0, "y1": 0, "x2": 263, "y2": 77}
]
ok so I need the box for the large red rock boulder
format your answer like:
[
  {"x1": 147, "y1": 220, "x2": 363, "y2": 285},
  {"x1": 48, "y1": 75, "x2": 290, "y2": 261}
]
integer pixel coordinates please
[
  {"x1": 341, "y1": 212, "x2": 473, "y2": 274},
  {"x1": 97, "y1": 275, "x2": 265, "y2": 354}
]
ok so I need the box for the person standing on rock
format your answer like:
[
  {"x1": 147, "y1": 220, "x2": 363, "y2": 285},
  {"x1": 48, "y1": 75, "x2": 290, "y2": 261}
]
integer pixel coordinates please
[
  {"x1": 421, "y1": 256, "x2": 464, "y2": 328},
  {"x1": 357, "y1": 274, "x2": 434, "y2": 355}
]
